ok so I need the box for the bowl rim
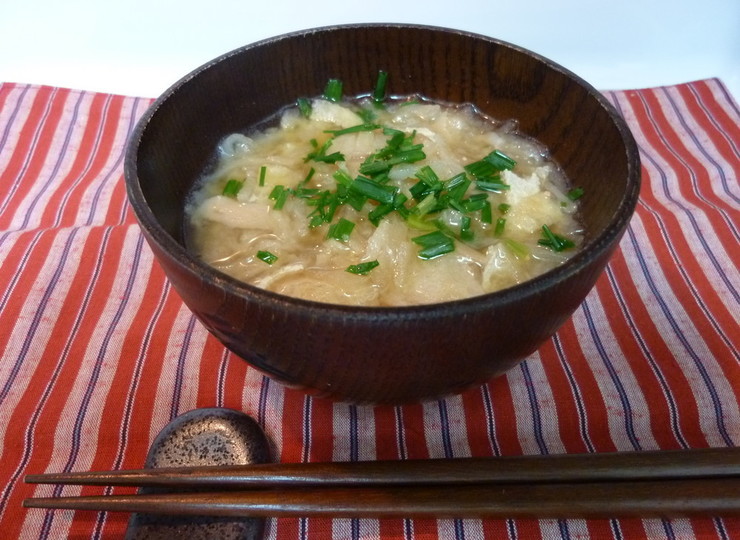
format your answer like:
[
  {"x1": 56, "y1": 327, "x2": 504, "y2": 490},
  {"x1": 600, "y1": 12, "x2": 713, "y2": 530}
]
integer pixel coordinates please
[{"x1": 124, "y1": 22, "x2": 641, "y2": 319}]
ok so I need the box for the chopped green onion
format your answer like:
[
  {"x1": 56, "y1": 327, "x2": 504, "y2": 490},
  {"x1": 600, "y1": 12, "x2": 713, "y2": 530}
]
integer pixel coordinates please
[
  {"x1": 483, "y1": 150, "x2": 517, "y2": 171},
  {"x1": 414, "y1": 165, "x2": 442, "y2": 188},
  {"x1": 494, "y1": 217, "x2": 506, "y2": 237},
  {"x1": 269, "y1": 185, "x2": 289, "y2": 210},
  {"x1": 368, "y1": 203, "x2": 394, "y2": 226},
  {"x1": 498, "y1": 203, "x2": 511, "y2": 214},
  {"x1": 460, "y1": 215, "x2": 474, "y2": 241},
  {"x1": 256, "y1": 250, "x2": 278, "y2": 265},
  {"x1": 323, "y1": 78, "x2": 343, "y2": 102},
  {"x1": 464, "y1": 159, "x2": 498, "y2": 178},
  {"x1": 538, "y1": 224, "x2": 575, "y2": 252},
  {"x1": 346, "y1": 260, "x2": 380, "y2": 275},
  {"x1": 373, "y1": 70, "x2": 388, "y2": 103},
  {"x1": 445, "y1": 174, "x2": 471, "y2": 201},
  {"x1": 297, "y1": 97, "x2": 312, "y2": 118},
  {"x1": 222, "y1": 179, "x2": 243, "y2": 198},
  {"x1": 325, "y1": 123, "x2": 381, "y2": 136},
  {"x1": 349, "y1": 176, "x2": 398, "y2": 205},
  {"x1": 413, "y1": 192, "x2": 438, "y2": 216},
  {"x1": 480, "y1": 200, "x2": 493, "y2": 224},
  {"x1": 476, "y1": 179, "x2": 510, "y2": 193},
  {"x1": 504, "y1": 239, "x2": 529, "y2": 259},
  {"x1": 412, "y1": 230, "x2": 455, "y2": 259},
  {"x1": 460, "y1": 193, "x2": 489, "y2": 213},
  {"x1": 305, "y1": 138, "x2": 345, "y2": 164},
  {"x1": 332, "y1": 169, "x2": 354, "y2": 188},
  {"x1": 405, "y1": 213, "x2": 438, "y2": 231},
  {"x1": 567, "y1": 187, "x2": 585, "y2": 201},
  {"x1": 300, "y1": 167, "x2": 316, "y2": 187},
  {"x1": 258, "y1": 166, "x2": 267, "y2": 187},
  {"x1": 327, "y1": 218, "x2": 355, "y2": 242}
]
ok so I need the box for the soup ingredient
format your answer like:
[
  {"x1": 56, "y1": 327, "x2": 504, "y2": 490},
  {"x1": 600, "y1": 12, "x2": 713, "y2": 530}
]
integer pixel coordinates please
[{"x1": 187, "y1": 77, "x2": 583, "y2": 306}]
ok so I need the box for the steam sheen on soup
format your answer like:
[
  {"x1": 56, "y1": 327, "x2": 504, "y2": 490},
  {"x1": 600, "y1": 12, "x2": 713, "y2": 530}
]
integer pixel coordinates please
[{"x1": 187, "y1": 82, "x2": 584, "y2": 306}]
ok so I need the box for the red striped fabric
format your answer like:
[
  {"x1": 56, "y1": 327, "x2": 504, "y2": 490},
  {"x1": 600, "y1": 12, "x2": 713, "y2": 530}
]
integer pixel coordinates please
[{"x1": 0, "y1": 79, "x2": 738, "y2": 539}]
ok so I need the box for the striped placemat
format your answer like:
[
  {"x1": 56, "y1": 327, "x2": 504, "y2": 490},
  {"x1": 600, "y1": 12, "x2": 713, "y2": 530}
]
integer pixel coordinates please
[{"x1": 0, "y1": 78, "x2": 738, "y2": 539}]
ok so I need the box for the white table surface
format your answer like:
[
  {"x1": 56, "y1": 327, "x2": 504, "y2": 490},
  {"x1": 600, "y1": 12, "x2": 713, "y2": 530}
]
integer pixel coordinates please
[{"x1": 1, "y1": 0, "x2": 738, "y2": 100}]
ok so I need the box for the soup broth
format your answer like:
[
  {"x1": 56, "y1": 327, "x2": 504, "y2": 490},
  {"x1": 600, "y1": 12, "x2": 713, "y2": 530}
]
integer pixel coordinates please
[{"x1": 187, "y1": 89, "x2": 584, "y2": 306}]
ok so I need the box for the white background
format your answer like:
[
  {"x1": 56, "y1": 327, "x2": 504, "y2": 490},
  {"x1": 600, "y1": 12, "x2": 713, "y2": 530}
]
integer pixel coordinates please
[{"x1": 0, "y1": 0, "x2": 738, "y2": 99}]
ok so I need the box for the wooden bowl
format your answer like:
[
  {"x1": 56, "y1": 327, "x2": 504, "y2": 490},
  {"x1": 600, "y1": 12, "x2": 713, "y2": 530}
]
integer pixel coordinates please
[{"x1": 124, "y1": 24, "x2": 640, "y2": 404}]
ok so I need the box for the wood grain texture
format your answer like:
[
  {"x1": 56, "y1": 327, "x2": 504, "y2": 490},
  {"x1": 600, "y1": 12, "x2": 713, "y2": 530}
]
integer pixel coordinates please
[{"x1": 125, "y1": 24, "x2": 641, "y2": 403}]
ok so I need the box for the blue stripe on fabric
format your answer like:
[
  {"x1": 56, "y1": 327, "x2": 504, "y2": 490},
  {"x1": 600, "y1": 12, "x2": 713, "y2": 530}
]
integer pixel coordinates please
[
  {"x1": 0, "y1": 84, "x2": 31, "y2": 160},
  {"x1": 518, "y1": 362, "x2": 549, "y2": 454},
  {"x1": 604, "y1": 92, "x2": 733, "y2": 447},
  {"x1": 395, "y1": 406, "x2": 407, "y2": 460},
  {"x1": 688, "y1": 83, "x2": 740, "y2": 155},
  {"x1": 216, "y1": 348, "x2": 228, "y2": 408},
  {"x1": 43, "y1": 229, "x2": 143, "y2": 517},
  {"x1": 437, "y1": 400, "x2": 454, "y2": 458},
  {"x1": 302, "y1": 395, "x2": 312, "y2": 462},
  {"x1": 625, "y1": 221, "x2": 734, "y2": 446},
  {"x1": 714, "y1": 516, "x2": 730, "y2": 540},
  {"x1": 90, "y1": 279, "x2": 172, "y2": 540},
  {"x1": 257, "y1": 375, "x2": 269, "y2": 428},
  {"x1": 299, "y1": 395, "x2": 312, "y2": 540},
  {"x1": 34, "y1": 228, "x2": 109, "y2": 539},
  {"x1": 0, "y1": 231, "x2": 46, "y2": 406},
  {"x1": 0, "y1": 85, "x2": 49, "y2": 220},
  {"x1": 627, "y1": 92, "x2": 739, "y2": 306},
  {"x1": 506, "y1": 519, "x2": 517, "y2": 539},
  {"x1": 662, "y1": 88, "x2": 740, "y2": 207},
  {"x1": 0, "y1": 229, "x2": 84, "y2": 525},
  {"x1": 19, "y1": 90, "x2": 86, "y2": 231},
  {"x1": 348, "y1": 404, "x2": 360, "y2": 540},
  {"x1": 580, "y1": 297, "x2": 642, "y2": 450},
  {"x1": 609, "y1": 519, "x2": 623, "y2": 540},
  {"x1": 603, "y1": 264, "x2": 688, "y2": 449},
  {"x1": 436, "y1": 400, "x2": 466, "y2": 540},
  {"x1": 551, "y1": 334, "x2": 595, "y2": 453},
  {"x1": 664, "y1": 87, "x2": 740, "y2": 210},
  {"x1": 169, "y1": 314, "x2": 198, "y2": 421},
  {"x1": 480, "y1": 385, "x2": 502, "y2": 456},
  {"x1": 69, "y1": 232, "x2": 144, "y2": 461}
]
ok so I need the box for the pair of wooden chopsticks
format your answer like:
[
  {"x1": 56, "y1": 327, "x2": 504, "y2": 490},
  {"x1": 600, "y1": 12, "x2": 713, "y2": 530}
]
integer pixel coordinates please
[{"x1": 23, "y1": 448, "x2": 740, "y2": 518}]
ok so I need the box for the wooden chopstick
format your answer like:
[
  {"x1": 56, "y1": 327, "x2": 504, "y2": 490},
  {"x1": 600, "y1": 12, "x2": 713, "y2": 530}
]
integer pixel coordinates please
[
  {"x1": 23, "y1": 448, "x2": 740, "y2": 518},
  {"x1": 22, "y1": 479, "x2": 740, "y2": 518},
  {"x1": 24, "y1": 447, "x2": 740, "y2": 489}
]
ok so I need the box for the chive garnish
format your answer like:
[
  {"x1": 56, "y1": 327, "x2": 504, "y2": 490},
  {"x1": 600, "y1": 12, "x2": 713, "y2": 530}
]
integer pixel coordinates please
[
  {"x1": 476, "y1": 179, "x2": 510, "y2": 193},
  {"x1": 323, "y1": 79, "x2": 343, "y2": 102},
  {"x1": 256, "y1": 250, "x2": 278, "y2": 264},
  {"x1": 494, "y1": 217, "x2": 506, "y2": 237},
  {"x1": 222, "y1": 179, "x2": 243, "y2": 198},
  {"x1": 412, "y1": 230, "x2": 455, "y2": 259},
  {"x1": 258, "y1": 166, "x2": 267, "y2": 187},
  {"x1": 484, "y1": 150, "x2": 517, "y2": 171},
  {"x1": 349, "y1": 176, "x2": 398, "y2": 205},
  {"x1": 498, "y1": 203, "x2": 511, "y2": 214},
  {"x1": 297, "y1": 97, "x2": 312, "y2": 118},
  {"x1": 305, "y1": 138, "x2": 345, "y2": 164},
  {"x1": 567, "y1": 187, "x2": 584, "y2": 201},
  {"x1": 346, "y1": 260, "x2": 380, "y2": 275},
  {"x1": 269, "y1": 185, "x2": 289, "y2": 209},
  {"x1": 480, "y1": 200, "x2": 493, "y2": 224},
  {"x1": 325, "y1": 123, "x2": 382, "y2": 136},
  {"x1": 327, "y1": 218, "x2": 355, "y2": 242},
  {"x1": 373, "y1": 70, "x2": 388, "y2": 103},
  {"x1": 538, "y1": 224, "x2": 575, "y2": 252},
  {"x1": 504, "y1": 239, "x2": 529, "y2": 259}
]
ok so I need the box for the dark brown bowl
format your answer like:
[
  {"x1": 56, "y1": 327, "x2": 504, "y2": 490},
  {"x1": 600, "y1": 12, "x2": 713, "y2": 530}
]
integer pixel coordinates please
[{"x1": 124, "y1": 24, "x2": 640, "y2": 404}]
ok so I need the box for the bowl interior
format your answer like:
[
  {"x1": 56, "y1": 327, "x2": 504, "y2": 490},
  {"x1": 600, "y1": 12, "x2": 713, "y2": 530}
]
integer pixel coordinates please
[
  {"x1": 133, "y1": 24, "x2": 639, "y2": 265},
  {"x1": 125, "y1": 24, "x2": 640, "y2": 402}
]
